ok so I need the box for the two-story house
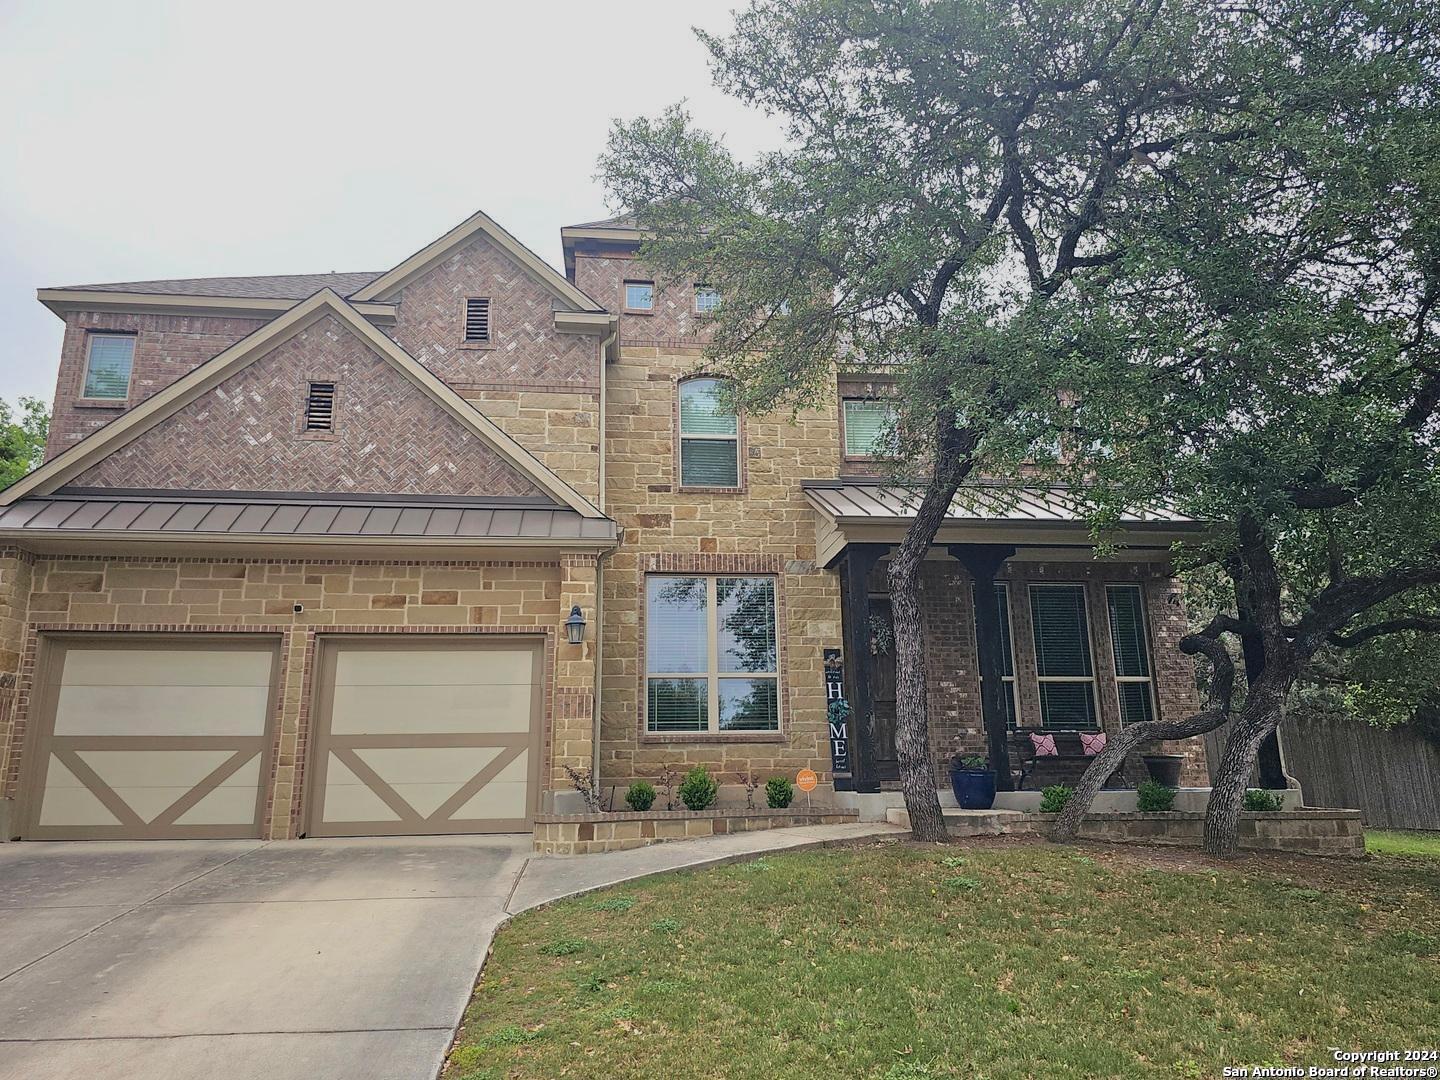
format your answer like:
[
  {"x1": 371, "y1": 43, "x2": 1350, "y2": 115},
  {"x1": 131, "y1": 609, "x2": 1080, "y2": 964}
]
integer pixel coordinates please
[{"x1": 0, "y1": 207, "x2": 1206, "y2": 844}]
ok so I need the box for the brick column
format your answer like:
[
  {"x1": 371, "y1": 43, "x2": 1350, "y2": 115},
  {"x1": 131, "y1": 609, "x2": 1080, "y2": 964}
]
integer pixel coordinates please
[{"x1": 552, "y1": 553, "x2": 600, "y2": 803}]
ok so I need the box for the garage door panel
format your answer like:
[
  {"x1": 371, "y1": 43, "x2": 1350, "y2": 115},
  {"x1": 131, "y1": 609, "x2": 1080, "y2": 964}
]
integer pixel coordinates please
[
  {"x1": 24, "y1": 638, "x2": 277, "y2": 840},
  {"x1": 55, "y1": 686, "x2": 272, "y2": 737},
  {"x1": 309, "y1": 639, "x2": 541, "y2": 837},
  {"x1": 328, "y1": 684, "x2": 533, "y2": 735},
  {"x1": 60, "y1": 648, "x2": 275, "y2": 688},
  {"x1": 334, "y1": 648, "x2": 536, "y2": 687}
]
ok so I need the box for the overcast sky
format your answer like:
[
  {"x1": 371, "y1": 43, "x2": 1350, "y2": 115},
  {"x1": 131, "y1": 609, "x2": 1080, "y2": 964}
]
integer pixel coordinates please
[{"x1": 0, "y1": 0, "x2": 780, "y2": 404}]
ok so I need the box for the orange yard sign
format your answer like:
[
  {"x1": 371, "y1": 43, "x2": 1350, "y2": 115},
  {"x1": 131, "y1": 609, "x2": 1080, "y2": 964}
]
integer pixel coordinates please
[{"x1": 795, "y1": 768, "x2": 818, "y2": 793}]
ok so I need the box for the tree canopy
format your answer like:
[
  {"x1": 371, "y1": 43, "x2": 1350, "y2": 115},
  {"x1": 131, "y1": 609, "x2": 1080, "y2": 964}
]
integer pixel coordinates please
[{"x1": 0, "y1": 397, "x2": 48, "y2": 490}]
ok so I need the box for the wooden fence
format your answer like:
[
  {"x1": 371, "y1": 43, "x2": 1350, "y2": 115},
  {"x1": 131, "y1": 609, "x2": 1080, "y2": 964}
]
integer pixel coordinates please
[{"x1": 1205, "y1": 713, "x2": 1440, "y2": 832}]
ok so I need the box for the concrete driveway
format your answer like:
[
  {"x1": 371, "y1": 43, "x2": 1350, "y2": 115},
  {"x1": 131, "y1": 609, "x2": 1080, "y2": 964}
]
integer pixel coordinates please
[{"x1": 0, "y1": 835, "x2": 531, "y2": 1080}]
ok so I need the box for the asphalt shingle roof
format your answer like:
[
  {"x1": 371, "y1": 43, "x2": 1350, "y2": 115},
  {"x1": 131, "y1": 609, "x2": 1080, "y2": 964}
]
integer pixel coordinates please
[{"x1": 50, "y1": 271, "x2": 383, "y2": 300}]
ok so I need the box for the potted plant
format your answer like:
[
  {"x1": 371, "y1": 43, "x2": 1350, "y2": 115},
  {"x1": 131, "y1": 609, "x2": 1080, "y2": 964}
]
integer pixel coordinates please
[
  {"x1": 1141, "y1": 752, "x2": 1185, "y2": 788},
  {"x1": 949, "y1": 753, "x2": 996, "y2": 810}
]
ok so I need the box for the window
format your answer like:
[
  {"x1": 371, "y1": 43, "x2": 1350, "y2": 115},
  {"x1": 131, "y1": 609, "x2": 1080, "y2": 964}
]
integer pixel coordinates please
[
  {"x1": 1028, "y1": 584, "x2": 1098, "y2": 728},
  {"x1": 646, "y1": 575, "x2": 779, "y2": 733},
  {"x1": 973, "y1": 582, "x2": 1019, "y2": 728},
  {"x1": 464, "y1": 297, "x2": 491, "y2": 343},
  {"x1": 624, "y1": 280, "x2": 655, "y2": 312},
  {"x1": 694, "y1": 285, "x2": 721, "y2": 314},
  {"x1": 679, "y1": 377, "x2": 739, "y2": 487},
  {"x1": 1107, "y1": 585, "x2": 1156, "y2": 725},
  {"x1": 82, "y1": 334, "x2": 135, "y2": 399},
  {"x1": 842, "y1": 398, "x2": 896, "y2": 458},
  {"x1": 304, "y1": 382, "x2": 336, "y2": 432}
]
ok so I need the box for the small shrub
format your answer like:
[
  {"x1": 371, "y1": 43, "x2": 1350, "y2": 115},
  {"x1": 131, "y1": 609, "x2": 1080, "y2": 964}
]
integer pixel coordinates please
[
  {"x1": 1136, "y1": 779, "x2": 1177, "y2": 812},
  {"x1": 1243, "y1": 788, "x2": 1285, "y2": 812},
  {"x1": 539, "y1": 937, "x2": 586, "y2": 956},
  {"x1": 624, "y1": 781, "x2": 656, "y2": 812},
  {"x1": 1039, "y1": 785, "x2": 1073, "y2": 813},
  {"x1": 765, "y1": 775, "x2": 795, "y2": 809},
  {"x1": 678, "y1": 766, "x2": 718, "y2": 811},
  {"x1": 590, "y1": 896, "x2": 635, "y2": 912},
  {"x1": 952, "y1": 753, "x2": 987, "y2": 770}
]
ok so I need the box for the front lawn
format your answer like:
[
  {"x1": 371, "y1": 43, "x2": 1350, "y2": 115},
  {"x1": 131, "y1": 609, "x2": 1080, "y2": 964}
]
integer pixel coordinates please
[
  {"x1": 447, "y1": 839, "x2": 1440, "y2": 1080},
  {"x1": 1366, "y1": 828, "x2": 1440, "y2": 859}
]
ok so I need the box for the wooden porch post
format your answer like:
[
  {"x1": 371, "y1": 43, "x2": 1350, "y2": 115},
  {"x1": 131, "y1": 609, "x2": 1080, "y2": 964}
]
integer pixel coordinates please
[
  {"x1": 839, "y1": 543, "x2": 888, "y2": 794},
  {"x1": 947, "y1": 544, "x2": 1017, "y2": 791}
]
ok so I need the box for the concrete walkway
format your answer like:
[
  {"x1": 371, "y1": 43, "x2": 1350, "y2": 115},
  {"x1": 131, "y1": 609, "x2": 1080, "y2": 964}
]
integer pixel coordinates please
[{"x1": 0, "y1": 822, "x2": 903, "y2": 1080}]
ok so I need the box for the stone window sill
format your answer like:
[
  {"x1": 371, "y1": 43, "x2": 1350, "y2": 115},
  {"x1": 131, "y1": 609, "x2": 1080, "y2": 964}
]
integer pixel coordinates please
[
  {"x1": 74, "y1": 398, "x2": 128, "y2": 409},
  {"x1": 640, "y1": 732, "x2": 787, "y2": 744}
]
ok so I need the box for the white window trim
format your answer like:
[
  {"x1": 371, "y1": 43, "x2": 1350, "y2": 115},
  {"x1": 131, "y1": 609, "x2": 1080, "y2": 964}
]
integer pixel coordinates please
[
  {"x1": 694, "y1": 284, "x2": 720, "y2": 314},
  {"x1": 1105, "y1": 583, "x2": 1159, "y2": 726},
  {"x1": 977, "y1": 581, "x2": 1021, "y2": 729},
  {"x1": 82, "y1": 333, "x2": 136, "y2": 401},
  {"x1": 646, "y1": 574, "x2": 780, "y2": 734},
  {"x1": 1028, "y1": 582, "x2": 1100, "y2": 729},
  {"x1": 678, "y1": 377, "x2": 740, "y2": 488}
]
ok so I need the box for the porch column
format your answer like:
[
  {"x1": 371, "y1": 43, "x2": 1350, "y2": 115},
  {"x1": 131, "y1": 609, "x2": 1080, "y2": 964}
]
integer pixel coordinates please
[
  {"x1": 839, "y1": 543, "x2": 888, "y2": 794},
  {"x1": 947, "y1": 544, "x2": 1017, "y2": 791}
]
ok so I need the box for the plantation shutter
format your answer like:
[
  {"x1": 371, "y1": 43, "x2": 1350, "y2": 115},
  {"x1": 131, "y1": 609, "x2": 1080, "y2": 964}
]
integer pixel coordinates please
[
  {"x1": 1029, "y1": 584, "x2": 1098, "y2": 728},
  {"x1": 679, "y1": 378, "x2": 740, "y2": 486},
  {"x1": 83, "y1": 335, "x2": 135, "y2": 399},
  {"x1": 843, "y1": 399, "x2": 894, "y2": 457},
  {"x1": 464, "y1": 298, "x2": 491, "y2": 342},
  {"x1": 1107, "y1": 585, "x2": 1156, "y2": 725}
]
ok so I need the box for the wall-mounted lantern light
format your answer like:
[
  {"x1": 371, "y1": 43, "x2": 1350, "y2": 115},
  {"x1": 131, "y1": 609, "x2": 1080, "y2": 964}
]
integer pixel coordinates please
[{"x1": 564, "y1": 604, "x2": 587, "y2": 645}]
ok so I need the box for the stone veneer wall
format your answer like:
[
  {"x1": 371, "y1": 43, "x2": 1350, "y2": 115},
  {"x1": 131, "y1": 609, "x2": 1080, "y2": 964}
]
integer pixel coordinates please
[
  {"x1": 0, "y1": 554, "x2": 600, "y2": 839},
  {"x1": 533, "y1": 807, "x2": 861, "y2": 855},
  {"x1": 1038, "y1": 809, "x2": 1365, "y2": 857},
  {"x1": 596, "y1": 338, "x2": 844, "y2": 798},
  {"x1": 45, "y1": 311, "x2": 269, "y2": 458}
]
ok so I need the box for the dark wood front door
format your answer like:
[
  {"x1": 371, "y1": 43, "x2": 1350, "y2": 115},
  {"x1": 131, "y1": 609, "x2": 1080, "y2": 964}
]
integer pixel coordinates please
[{"x1": 869, "y1": 598, "x2": 900, "y2": 781}]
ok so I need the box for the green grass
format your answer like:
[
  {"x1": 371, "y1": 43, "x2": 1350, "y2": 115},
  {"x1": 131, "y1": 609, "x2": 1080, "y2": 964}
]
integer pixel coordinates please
[
  {"x1": 1366, "y1": 829, "x2": 1440, "y2": 859},
  {"x1": 447, "y1": 840, "x2": 1440, "y2": 1080}
]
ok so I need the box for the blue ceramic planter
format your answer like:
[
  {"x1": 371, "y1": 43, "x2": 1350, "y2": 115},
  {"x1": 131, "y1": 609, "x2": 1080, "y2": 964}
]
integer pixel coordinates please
[{"x1": 950, "y1": 766, "x2": 997, "y2": 810}]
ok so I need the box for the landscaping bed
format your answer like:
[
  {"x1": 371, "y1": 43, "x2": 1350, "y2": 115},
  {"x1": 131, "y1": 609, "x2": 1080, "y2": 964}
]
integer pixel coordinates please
[
  {"x1": 533, "y1": 807, "x2": 860, "y2": 854},
  {"x1": 446, "y1": 837, "x2": 1440, "y2": 1079}
]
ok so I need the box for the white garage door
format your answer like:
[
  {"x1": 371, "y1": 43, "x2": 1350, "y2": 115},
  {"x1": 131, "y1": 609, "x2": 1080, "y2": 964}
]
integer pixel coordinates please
[
  {"x1": 306, "y1": 637, "x2": 543, "y2": 837},
  {"x1": 22, "y1": 637, "x2": 279, "y2": 840}
]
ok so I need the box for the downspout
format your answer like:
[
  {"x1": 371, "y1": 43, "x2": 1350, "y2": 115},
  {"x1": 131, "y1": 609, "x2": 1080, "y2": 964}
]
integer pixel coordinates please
[{"x1": 591, "y1": 318, "x2": 618, "y2": 793}]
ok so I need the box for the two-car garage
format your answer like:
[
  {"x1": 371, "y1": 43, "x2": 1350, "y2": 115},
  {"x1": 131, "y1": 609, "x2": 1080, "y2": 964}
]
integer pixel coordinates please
[{"x1": 17, "y1": 634, "x2": 545, "y2": 841}]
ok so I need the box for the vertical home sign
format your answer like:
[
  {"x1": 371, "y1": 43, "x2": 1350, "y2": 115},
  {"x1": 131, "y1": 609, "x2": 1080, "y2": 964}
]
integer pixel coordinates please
[{"x1": 824, "y1": 647, "x2": 852, "y2": 790}]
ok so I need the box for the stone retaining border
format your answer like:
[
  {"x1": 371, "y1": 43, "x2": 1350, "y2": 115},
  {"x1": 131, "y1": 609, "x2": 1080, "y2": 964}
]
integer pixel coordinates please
[{"x1": 533, "y1": 807, "x2": 860, "y2": 854}]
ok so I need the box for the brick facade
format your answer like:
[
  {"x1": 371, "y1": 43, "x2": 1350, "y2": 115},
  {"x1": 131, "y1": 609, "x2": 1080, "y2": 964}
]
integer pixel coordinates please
[
  {"x1": 71, "y1": 314, "x2": 546, "y2": 498},
  {"x1": 46, "y1": 311, "x2": 269, "y2": 457}
]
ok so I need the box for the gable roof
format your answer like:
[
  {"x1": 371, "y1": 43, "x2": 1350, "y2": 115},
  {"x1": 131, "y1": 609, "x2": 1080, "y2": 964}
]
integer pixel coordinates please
[
  {"x1": 351, "y1": 208, "x2": 606, "y2": 312},
  {"x1": 3, "y1": 290, "x2": 606, "y2": 519},
  {"x1": 46, "y1": 271, "x2": 382, "y2": 300}
]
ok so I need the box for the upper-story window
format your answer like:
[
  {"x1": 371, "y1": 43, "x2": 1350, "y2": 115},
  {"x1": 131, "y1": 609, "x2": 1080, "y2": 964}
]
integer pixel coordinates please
[
  {"x1": 624, "y1": 280, "x2": 655, "y2": 312},
  {"x1": 679, "y1": 377, "x2": 739, "y2": 488},
  {"x1": 694, "y1": 285, "x2": 721, "y2": 315},
  {"x1": 82, "y1": 333, "x2": 135, "y2": 400},
  {"x1": 842, "y1": 398, "x2": 896, "y2": 458},
  {"x1": 463, "y1": 297, "x2": 491, "y2": 343}
]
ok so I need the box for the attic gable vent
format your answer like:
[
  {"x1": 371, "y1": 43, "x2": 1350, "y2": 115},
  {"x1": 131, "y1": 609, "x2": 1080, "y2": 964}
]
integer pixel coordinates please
[
  {"x1": 464, "y1": 297, "x2": 491, "y2": 343},
  {"x1": 304, "y1": 381, "x2": 337, "y2": 432}
]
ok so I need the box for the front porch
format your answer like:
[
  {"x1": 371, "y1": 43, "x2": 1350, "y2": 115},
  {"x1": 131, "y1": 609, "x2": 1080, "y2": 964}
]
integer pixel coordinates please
[{"x1": 804, "y1": 481, "x2": 1212, "y2": 806}]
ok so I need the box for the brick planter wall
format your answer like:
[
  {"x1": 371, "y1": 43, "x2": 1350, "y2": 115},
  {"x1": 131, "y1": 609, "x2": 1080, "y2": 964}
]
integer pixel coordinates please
[{"x1": 533, "y1": 806, "x2": 860, "y2": 855}]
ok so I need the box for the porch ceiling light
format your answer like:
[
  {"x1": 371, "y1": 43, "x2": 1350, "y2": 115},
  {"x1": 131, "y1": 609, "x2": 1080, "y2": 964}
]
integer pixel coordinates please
[{"x1": 565, "y1": 604, "x2": 587, "y2": 645}]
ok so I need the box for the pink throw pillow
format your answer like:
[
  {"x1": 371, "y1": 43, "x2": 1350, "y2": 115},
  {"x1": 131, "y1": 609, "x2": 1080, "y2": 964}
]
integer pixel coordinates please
[
  {"x1": 1029, "y1": 732, "x2": 1058, "y2": 757},
  {"x1": 1080, "y1": 731, "x2": 1107, "y2": 756}
]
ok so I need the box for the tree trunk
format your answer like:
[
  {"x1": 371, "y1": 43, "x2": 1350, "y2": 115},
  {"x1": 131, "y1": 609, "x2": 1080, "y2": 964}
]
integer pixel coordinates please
[{"x1": 1202, "y1": 675, "x2": 1291, "y2": 856}]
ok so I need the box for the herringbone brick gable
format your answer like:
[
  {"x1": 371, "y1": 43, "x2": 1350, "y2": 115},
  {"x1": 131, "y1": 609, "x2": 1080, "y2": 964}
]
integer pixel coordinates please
[{"x1": 72, "y1": 314, "x2": 546, "y2": 499}]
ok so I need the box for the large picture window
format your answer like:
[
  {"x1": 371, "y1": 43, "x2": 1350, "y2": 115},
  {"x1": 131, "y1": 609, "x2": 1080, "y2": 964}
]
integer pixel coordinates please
[
  {"x1": 678, "y1": 378, "x2": 740, "y2": 487},
  {"x1": 973, "y1": 581, "x2": 1019, "y2": 727},
  {"x1": 1028, "y1": 583, "x2": 1098, "y2": 728},
  {"x1": 82, "y1": 334, "x2": 135, "y2": 400},
  {"x1": 1106, "y1": 584, "x2": 1156, "y2": 725},
  {"x1": 646, "y1": 575, "x2": 779, "y2": 733}
]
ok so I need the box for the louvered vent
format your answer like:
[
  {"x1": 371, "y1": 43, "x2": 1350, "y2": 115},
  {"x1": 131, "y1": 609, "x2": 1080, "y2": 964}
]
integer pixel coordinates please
[
  {"x1": 305, "y1": 382, "x2": 336, "y2": 431},
  {"x1": 464, "y1": 297, "x2": 491, "y2": 342}
]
